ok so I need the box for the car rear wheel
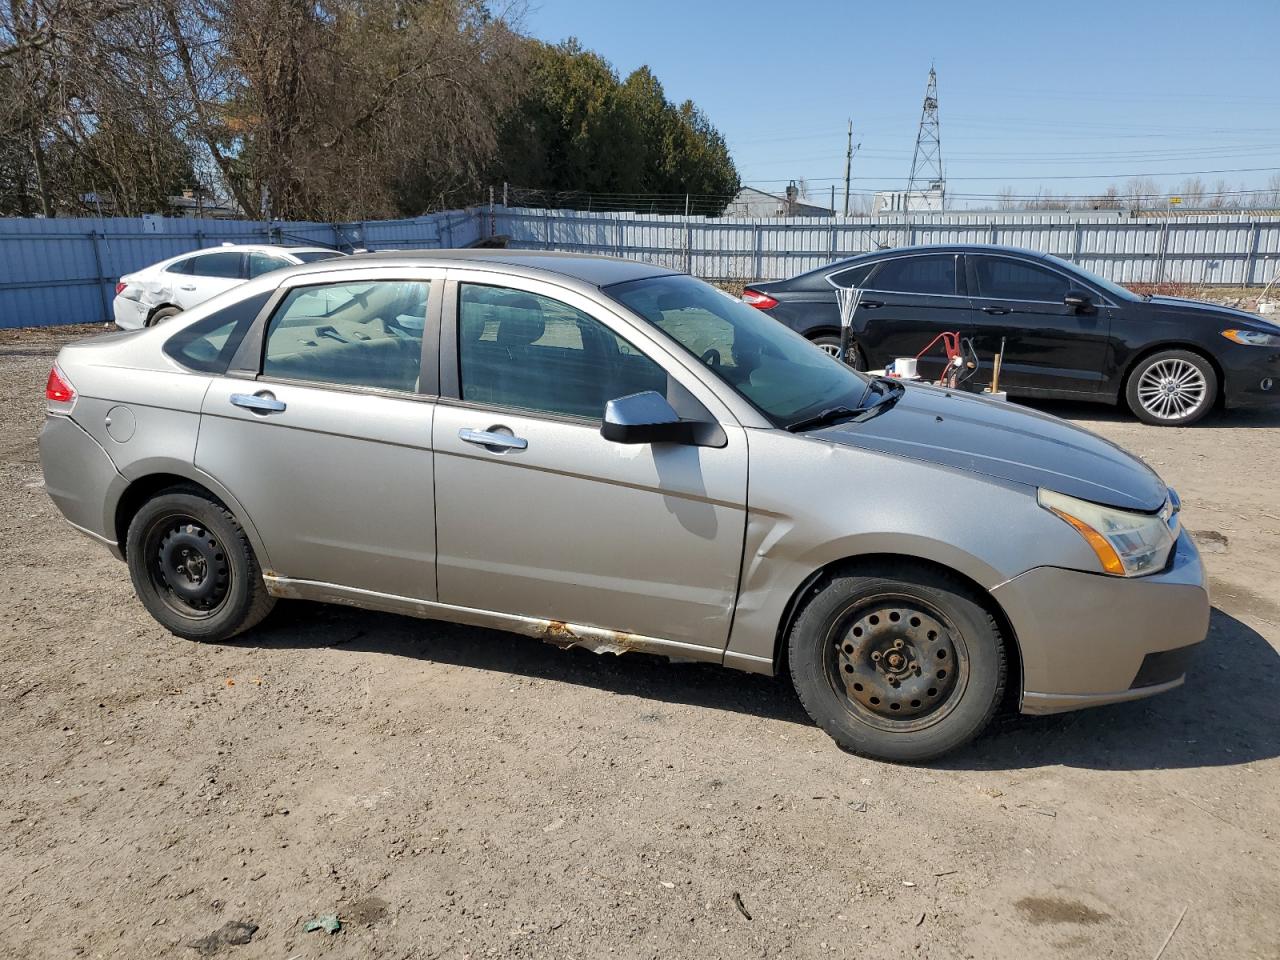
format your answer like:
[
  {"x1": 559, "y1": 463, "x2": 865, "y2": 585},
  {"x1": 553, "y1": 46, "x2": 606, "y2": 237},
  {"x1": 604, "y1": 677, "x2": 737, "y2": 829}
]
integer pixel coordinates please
[
  {"x1": 812, "y1": 334, "x2": 865, "y2": 370},
  {"x1": 126, "y1": 488, "x2": 274, "y2": 642},
  {"x1": 1125, "y1": 349, "x2": 1217, "y2": 426},
  {"x1": 148, "y1": 306, "x2": 182, "y2": 326},
  {"x1": 788, "y1": 564, "x2": 1006, "y2": 763}
]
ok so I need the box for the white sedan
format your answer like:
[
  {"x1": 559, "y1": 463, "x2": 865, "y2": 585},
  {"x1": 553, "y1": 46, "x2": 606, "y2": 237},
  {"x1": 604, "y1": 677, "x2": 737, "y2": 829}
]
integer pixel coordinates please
[{"x1": 112, "y1": 244, "x2": 346, "y2": 329}]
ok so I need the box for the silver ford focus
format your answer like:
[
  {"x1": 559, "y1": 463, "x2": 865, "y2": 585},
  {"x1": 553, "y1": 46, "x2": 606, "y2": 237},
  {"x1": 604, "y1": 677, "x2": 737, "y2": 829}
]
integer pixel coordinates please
[{"x1": 38, "y1": 251, "x2": 1209, "y2": 762}]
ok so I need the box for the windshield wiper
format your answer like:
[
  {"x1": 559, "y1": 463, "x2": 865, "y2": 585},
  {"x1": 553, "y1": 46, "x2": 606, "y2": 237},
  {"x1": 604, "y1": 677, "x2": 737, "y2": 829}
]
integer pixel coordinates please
[{"x1": 787, "y1": 378, "x2": 905, "y2": 433}]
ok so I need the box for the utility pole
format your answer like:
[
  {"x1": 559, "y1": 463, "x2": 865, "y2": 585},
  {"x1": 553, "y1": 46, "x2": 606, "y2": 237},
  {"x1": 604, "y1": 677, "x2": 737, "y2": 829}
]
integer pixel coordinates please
[{"x1": 842, "y1": 119, "x2": 852, "y2": 217}]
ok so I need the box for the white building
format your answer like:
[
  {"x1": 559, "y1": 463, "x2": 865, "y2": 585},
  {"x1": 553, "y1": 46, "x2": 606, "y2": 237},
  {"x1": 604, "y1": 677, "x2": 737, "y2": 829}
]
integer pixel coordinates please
[{"x1": 872, "y1": 187, "x2": 945, "y2": 215}]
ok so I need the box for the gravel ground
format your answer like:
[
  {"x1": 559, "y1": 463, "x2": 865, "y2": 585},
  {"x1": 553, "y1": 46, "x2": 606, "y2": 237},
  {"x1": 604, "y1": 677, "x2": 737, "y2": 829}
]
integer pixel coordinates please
[{"x1": 1, "y1": 324, "x2": 1277, "y2": 960}]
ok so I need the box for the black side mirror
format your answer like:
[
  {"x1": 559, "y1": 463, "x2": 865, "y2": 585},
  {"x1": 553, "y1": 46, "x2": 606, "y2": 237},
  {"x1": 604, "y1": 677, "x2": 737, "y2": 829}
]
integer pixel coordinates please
[
  {"x1": 601, "y1": 391, "x2": 697, "y2": 445},
  {"x1": 1064, "y1": 289, "x2": 1093, "y2": 312}
]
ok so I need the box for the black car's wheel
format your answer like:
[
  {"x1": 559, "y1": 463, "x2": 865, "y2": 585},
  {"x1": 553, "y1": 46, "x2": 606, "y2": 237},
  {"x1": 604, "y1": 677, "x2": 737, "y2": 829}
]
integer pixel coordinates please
[
  {"x1": 126, "y1": 488, "x2": 274, "y2": 642},
  {"x1": 1125, "y1": 349, "x2": 1217, "y2": 426},
  {"x1": 147, "y1": 306, "x2": 182, "y2": 326},
  {"x1": 812, "y1": 334, "x2": 865, "y2": 370},
  {"x1": 788, "y1": 564, "x2": 1006, "y2": 763}
]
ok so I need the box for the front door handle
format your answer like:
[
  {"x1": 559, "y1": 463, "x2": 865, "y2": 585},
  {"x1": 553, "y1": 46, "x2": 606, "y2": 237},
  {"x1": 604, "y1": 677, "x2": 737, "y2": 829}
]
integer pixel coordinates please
[
  {"x1": 860, "y1": 299, "x2": 884, "y2": 309},
  {"x1": 459, "y1": 427, "x2": 528, "y2": 451},
  {"x1": 982, "y1": 305, "x2": 1010, "y2": 315},
  {"x1": 179, "y1": 285, "x2": 197, "y2": 291},
  {"x1": 230, "y1": 392, "x2": 287, "y2": 414}
]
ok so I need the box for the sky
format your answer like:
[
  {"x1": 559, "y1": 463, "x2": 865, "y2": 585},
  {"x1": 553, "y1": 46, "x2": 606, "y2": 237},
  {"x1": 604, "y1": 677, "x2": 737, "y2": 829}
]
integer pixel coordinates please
[{"x1": 521, "y1": 0, "x2": 1280, "y2": 208}]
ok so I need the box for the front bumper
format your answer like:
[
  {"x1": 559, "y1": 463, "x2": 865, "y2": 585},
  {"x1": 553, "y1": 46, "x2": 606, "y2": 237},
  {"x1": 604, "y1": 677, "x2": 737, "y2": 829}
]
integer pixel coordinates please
[
  {"x1": 1221, "y1": 344, "x2": 1280, "y2": 409},
  {"x1": 991, "y1": 528, "x2": 1209, "y2": 715}
]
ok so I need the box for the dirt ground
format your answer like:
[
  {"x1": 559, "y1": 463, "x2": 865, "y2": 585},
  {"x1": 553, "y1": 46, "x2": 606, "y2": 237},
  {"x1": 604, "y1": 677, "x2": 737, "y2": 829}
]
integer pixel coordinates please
[{"x1": 1, "y1": 324, "x2": 1277, "y2": 960}]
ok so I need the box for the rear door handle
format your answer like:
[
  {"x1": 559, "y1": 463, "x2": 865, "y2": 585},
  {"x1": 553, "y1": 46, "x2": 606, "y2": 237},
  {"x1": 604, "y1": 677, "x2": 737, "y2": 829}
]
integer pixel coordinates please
[
  {"x1": 982, "y1": 305, "x2": 1010, "y2": 315},
  {"x1": 230, "y1": 392, "x2": 287, "y2": 414},
  {"x1": 459, "y1": 427, "x2": 527, "y2": 450}
]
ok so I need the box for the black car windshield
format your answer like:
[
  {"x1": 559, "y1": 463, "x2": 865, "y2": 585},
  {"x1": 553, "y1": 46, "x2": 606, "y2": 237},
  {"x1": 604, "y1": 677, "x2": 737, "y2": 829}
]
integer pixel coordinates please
[
  {"x1": 1043, "y1": 253, "x2": 1137, "y2": 302},
  {"x1": 605, "y1": 274, "x2": 872, "y2": 427}
]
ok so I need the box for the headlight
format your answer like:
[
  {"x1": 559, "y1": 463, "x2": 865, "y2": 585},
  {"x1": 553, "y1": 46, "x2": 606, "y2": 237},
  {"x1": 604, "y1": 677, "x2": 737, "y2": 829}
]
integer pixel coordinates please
[
  {"x1": 1222, "y1": 328, "x2": 1280, "y2": 346},
  {"x1": 1038, "y1": 488, "x2": 1178, "y2": 577}
]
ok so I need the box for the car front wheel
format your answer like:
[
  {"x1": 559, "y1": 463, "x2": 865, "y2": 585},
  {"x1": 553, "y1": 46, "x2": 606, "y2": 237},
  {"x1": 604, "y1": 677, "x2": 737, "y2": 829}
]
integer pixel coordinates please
[
  {"x1": 126, "y1": 488, "x2": 275, "y2": 642},
  {"x1": 788, "y1": 563, "x2": 1006, "y2": 763},
  {"x1": 1125, "y1": 349, "x2": 1217, "y2": 426},
  {"x1": 812, "y1": 334, "x2": 865, "y2": 370}
]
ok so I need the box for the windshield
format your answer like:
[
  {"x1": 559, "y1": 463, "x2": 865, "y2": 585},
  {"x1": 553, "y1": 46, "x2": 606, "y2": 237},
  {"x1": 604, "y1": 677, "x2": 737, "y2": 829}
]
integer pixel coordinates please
[
  {"x1": 605, "y1": 274, "x2": 871, "y2": 427},
  {"x1": 1043, "y1": 253, "x2": 1137, "y2": 302}
]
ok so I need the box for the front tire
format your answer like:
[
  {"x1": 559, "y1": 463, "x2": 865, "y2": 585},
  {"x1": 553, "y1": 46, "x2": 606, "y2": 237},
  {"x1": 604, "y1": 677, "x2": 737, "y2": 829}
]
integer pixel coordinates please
[
  {"x1": 788, "y1": 564, "x2": 1006, "y2": 763},
  {"x1": 1125, "y1": 349, "x2": 1217, "y2": 426},
  {"x1": 126, "y1": 488, "x2": 274, "y2": 642},
  {"x1": 812, "y1": 334, "x2": 865, "y2": 370}
]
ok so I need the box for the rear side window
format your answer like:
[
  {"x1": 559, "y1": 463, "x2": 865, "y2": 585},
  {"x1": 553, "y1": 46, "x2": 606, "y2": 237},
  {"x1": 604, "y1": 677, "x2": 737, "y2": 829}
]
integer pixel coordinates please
[
  {"x1": 829, "y1": 263, "x2": 875, "y2": 288},
  {"x1": 262, "y1": 280, "x2": 428, "y2": 393},
  {"x1": 867, "y1": 255, "x2": 957, "y2": 295},
  {"x1": 165, "y1": 257, "x2": 195, "y2": 274},
  {"x1": 973, "y1": 257, "x2": 1071, "y2": 302},
  {"x1": 190, "y1": 252, "x2": 245, "y2": 279},
  {"x1": 164, "y1": 291, "x2": 272, "y2": 373}
]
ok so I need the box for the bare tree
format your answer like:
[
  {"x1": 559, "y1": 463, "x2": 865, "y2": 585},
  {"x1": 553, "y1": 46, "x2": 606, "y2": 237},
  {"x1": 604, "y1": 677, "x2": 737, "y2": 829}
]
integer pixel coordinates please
[{"x1": 995, "y1": 186, "x2": 1018, "y2": 210}]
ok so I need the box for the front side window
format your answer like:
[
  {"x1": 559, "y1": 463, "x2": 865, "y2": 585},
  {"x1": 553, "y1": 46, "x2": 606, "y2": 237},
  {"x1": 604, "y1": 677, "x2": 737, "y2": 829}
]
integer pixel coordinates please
[
  {"x1": 458, "y1": 284, "x2": 667, "y2": 420},
  {"x1": 292, "y1": 250, "x2": 345, "y2": 264},
  {"x1": 973, "y1": 257, "x2": 1071, "y2": 302},
  {"x1": 262, "y1": 280, "x2": 428, "y2": 392},
  {"x1": 866, "y1": 255, "x2": 957, "y2": 295},
  {"x1": 607, "y1": 274, "x2": 870, "y2": 426},
  {"x1": 190, "y1": 252, "x2": 245, "y2": 279},
  {"x1": 248, "y1": 253, "x2": 291, "y2": 278}
]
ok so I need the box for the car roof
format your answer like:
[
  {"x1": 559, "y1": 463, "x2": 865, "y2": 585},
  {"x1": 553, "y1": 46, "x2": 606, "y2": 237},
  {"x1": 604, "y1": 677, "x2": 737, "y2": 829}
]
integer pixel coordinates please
[
  {"x1": 285, "y1": 249, "x2": 679, "y2": 288},
  {"x1": 814, "y1": 243, "x2": 1057, "y2": 276},
  {"x1": 162, "y1": 243, "x2": 340, "y2": 260}
]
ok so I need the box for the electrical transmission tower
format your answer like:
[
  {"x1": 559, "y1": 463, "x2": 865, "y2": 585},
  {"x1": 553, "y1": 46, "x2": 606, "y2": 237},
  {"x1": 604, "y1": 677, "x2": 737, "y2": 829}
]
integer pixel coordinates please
[{"x1": 906, "y1": 66, "x2": 945, "y2": 212}]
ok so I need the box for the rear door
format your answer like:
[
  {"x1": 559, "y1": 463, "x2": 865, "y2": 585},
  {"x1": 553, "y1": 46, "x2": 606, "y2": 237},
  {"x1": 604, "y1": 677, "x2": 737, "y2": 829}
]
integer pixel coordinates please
[
  {"x1": 431, "y1": 270, "x2": 748, "y2": 652},
  {"x1": 967, "y1": 254, "x2": 1110, "y2": 395},
  {"x1": 851, "y1": 253, "x2": 973, "y2": 378},
  {"x1": 195, "y1": 267, "x2": 442, "y2": 599},
  {"x1": 177, "y1": 251, "x2": 248, "y2": 310}
]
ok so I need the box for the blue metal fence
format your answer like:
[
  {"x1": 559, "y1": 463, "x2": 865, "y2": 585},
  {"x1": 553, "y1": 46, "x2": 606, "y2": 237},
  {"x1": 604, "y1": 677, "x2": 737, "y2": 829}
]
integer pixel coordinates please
[{"x1": 0, "y1": 211, "x2": 482, "y2": 328}]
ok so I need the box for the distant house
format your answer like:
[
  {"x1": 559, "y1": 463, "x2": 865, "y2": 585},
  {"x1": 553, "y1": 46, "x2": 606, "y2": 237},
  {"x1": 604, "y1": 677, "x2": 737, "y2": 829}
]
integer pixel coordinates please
[
  {"x1": 872, "y1": 187, "x2": 945, "y2": 215},
  {"x1": 724, "y1": 184, "x2": 834, "y2": 218}
]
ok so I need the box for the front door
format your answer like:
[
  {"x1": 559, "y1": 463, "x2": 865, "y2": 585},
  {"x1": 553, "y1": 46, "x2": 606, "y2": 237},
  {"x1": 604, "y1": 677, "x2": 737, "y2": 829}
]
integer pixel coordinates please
[
  {"x1": 967, "y1": 254, "x2": 1110, "y2": 395},
  {"x1": 851, "y1": 252, "x2": 974, "y2": 380},
  {"x1": 432, "y1": 275, "x2": 748, "y2": 651},
  {"x1": 195, "y1": 272, "x2": 441, "y2": 600},
  {"x1": 176, "y1": 251, "x2": 247, "y2": 310}
]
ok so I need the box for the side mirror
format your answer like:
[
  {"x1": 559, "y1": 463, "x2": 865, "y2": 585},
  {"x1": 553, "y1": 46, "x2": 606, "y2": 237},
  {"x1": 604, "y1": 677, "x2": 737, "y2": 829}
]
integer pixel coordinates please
[
  {"x1": 1064, "y1": 289, "x2": 1093, "y2": 312},
  {"x1": 601, "y1": 391, "x2": 697, "y2": 445}
]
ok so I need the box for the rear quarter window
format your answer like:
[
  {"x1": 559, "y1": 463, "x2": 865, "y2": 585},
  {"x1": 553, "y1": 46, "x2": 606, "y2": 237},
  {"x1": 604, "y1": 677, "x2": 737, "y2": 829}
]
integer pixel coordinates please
[{"x1": 163, "y1": 291, "x2": 272, "y2": 373}]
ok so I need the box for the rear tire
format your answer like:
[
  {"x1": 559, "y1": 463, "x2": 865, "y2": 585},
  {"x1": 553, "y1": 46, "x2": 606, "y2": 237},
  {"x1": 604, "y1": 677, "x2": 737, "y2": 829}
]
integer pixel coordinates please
[
  {"x1": 1125, "y1": 349, "x2": 1217, "y2": 426},
  {"x1": 788, "y1": 563, "x2": 1006, "y2": 763},
  {"x1": 812, "y1": 334, "x2": 865, "y2": 370},
  {"x1": 148, "y1": 306, "x2": 182, "y2": 326},
  {"x1": 126, "y1": 488, "x2": 274, "y2": 642}
]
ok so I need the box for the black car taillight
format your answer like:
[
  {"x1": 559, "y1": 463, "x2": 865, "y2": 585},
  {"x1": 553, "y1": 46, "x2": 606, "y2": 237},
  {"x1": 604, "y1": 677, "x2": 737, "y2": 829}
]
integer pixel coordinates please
[{"x1": 742, "y1": 288, "x2": 779, "y2": 310}]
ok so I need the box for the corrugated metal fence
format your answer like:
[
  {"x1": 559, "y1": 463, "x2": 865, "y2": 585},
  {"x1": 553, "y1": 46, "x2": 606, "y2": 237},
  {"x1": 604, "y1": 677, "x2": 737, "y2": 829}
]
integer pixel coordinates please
[
  {"x1": 493, "y1": 207, "x2": 1280, "y2": 288},
  {"x1": 4, "y1": 205, "x2": 1279, "y2": 328},
  {"x1": 0, "y1": 210, "x2": 481, "y2": 328}
]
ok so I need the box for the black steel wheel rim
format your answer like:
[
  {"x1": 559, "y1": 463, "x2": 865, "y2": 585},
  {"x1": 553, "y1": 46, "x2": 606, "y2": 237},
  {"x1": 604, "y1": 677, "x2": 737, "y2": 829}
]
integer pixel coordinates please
[
  {"x1": 823, "y1": 594, "x2": 970, "y2": 733},
  {"x1": 144, "y1": 513, "x2": 232, "y2": 619}
]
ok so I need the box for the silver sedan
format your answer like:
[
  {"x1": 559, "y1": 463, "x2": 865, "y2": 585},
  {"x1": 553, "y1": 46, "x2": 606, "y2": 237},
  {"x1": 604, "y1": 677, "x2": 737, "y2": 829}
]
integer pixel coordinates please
[{"x1": 38, "y1": 251, "x2": 1209, "y2": 762}]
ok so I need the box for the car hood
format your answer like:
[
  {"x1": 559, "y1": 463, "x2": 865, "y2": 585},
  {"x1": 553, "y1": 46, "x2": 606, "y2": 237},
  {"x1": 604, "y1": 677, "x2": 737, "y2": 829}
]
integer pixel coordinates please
[
  {"x1": 1146, "y1": 295, "x2": 1279, "y2": 330},
  {"x1": 810, "y1": 384, "x2": 1167, "y2": 512}
]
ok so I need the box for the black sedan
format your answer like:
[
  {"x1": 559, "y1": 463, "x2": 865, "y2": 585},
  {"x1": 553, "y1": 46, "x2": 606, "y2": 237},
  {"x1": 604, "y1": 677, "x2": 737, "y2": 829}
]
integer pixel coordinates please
[{"x1": 741, "y1": 244, "x2": 1280, "y2": 425}]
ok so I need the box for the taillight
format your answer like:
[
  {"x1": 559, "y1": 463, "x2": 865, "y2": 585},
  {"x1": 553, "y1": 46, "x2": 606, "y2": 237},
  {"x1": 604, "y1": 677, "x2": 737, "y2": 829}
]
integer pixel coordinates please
[
  {"x1": 46, "y1": 366, "x2": 75, "y2": 404},
  {"x1": 115, "y1": 281, "x2": 127, "y2": 295},
  {"x1": 742, "y1": 288, "x2": 779, "y2": 310}
]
